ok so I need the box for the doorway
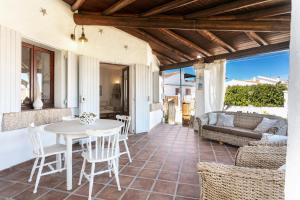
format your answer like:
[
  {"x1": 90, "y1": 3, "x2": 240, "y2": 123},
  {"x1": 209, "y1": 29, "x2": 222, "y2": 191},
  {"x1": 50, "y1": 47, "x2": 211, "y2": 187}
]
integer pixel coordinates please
[{"x1": 100, "y1": 63, "x2": 129, "y2": 119}]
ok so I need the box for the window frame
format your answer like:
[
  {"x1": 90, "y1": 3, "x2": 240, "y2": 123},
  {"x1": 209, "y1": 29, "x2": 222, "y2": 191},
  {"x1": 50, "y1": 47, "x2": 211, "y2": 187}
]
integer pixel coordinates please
[{"x1": 21, "y1": 42, "x2": 55, "y2": 110}]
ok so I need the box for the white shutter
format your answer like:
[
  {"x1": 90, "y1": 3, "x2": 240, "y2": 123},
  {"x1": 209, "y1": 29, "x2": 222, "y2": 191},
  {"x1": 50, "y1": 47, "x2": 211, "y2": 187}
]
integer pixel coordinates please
[
  {"x1": 0, "y1": 25, "x2": 21, "y2": 113},
  {"x1": 134, "y1": 64, "x2": 150, "y2": 133},
  {"x1": 67, "y1": 51, "x2": 78, "y2": 108},
  {"x1": 79, "y1": 55, "x2": 100, "y2": 117}
]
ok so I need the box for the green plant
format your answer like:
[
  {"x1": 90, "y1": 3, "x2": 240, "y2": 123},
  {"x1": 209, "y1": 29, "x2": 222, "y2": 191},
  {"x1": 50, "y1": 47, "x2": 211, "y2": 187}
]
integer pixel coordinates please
[{"x1": 225, "y1": 83, "x2": 287, "y2": 107}]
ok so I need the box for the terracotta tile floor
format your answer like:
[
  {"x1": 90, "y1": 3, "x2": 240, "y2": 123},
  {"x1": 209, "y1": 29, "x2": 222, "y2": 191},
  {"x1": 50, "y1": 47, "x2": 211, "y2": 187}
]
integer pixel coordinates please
[{"x1": 0, "y1": 124, "x2": 238, "y2": 200}]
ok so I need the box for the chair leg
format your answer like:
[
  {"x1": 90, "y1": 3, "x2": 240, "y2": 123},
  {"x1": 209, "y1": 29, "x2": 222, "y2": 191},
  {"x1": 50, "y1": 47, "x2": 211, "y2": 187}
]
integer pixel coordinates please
[
  {"x1": 33, "y1": 157, "x2": 45, "y2": 193},
  {"x1": 88, "y1": 163, "x2": 95, "y2": 200},
  {"x1": 124, "y1": 140, "x2": 132, "y2": 163},
  {"x1": 108, "y1": 161, "x2": 112, "y2": 177},
  {"x1": 112, "y1": 159, "x2": 121, "y2": 191},
  {"x1": 28, "y1": 157, "x2": 39, "y2": 182},
  {"x1": 78, "y1": 158, "x2": 86, "y2": 185}
]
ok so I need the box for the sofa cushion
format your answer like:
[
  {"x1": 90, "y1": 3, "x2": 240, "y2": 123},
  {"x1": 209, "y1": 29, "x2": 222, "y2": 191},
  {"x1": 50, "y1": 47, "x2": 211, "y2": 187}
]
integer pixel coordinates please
[
  {"x1": 254, "y1": 117, "x2": 278, "y2": 133},
  {"x1": 216, "y1": 114, "x2": 234, "y2": 127},
  {"x1": 202, "y1": 125, "x2": 262, "y2": 139},
  {"x1": 233, "y1": 114, "x2": 263, "y2": 129}
]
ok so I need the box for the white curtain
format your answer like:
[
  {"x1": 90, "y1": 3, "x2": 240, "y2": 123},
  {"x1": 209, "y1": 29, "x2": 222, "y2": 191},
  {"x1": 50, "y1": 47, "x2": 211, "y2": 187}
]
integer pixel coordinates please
[
  {"x1": 203, "y1": 59, "x2": 226, "y2": 112},
  {"x1": 194, "y1": 59, "x2": 226, "y2": 120}
]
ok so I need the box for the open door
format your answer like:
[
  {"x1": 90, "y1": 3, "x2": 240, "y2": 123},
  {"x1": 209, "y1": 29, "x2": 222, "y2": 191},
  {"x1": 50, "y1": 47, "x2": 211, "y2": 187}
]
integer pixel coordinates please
[
  {"x1": 79, "y1": 55, "x2": 100, "y2": 117},
  {"x1": 134, "y1": 64, "x2": 150, "y2": 133},
  {"x1": 122, "y1": 67, "x2": 129, "y2": 115}
]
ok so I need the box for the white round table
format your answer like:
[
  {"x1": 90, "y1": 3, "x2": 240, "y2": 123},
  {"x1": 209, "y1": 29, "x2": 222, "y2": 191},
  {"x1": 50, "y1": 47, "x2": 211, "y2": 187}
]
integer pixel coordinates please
[{"x1": 44, "y1": 119, "x2": 123, "y2": 191}]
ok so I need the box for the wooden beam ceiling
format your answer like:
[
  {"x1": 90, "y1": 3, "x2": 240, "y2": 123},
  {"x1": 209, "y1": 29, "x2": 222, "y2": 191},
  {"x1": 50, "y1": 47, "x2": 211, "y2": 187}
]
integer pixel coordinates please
[
  {"x1": 141, "y1": 0, "x2": 198, "y2": 17},
  {"x1": 160, "y1": 41, "x2": 290, "y2": 71},
  {"x1": 245, "y1": 31, "x2": 268, "y2": 46},
  {"x1": 186, "y1": 0, "x2": 273, "y2": 18},
  {"x1": 197, "y1": 30, "x2": 236, "y2": 52},
  {"x1": 159, "y1": 29, "x2": 212, "y2": 57},
  {"x1": 71, "y1": 0, "x2": 86, "y2": 11},
  {"x1": 73, "y1": 14, "x2": 290, "y2": 32},
  {"x1": 120, "y1": 28, "x2": 193, "y2": 60},
  {"x1": 152, "y1": 50, "x2": 178, "y2": 63},
  {"x1": 234, "y1": 4, "x2": 291, "y2": 20},
  {"x1": 102, "y1": 0, "x2": 136, "y2": 15}
]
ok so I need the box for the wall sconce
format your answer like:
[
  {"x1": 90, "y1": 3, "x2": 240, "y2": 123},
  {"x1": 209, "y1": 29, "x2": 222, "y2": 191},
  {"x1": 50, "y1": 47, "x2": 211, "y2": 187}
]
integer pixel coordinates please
[{"x1": 71, "y1": 25, "x2": 88, "y2": 44}]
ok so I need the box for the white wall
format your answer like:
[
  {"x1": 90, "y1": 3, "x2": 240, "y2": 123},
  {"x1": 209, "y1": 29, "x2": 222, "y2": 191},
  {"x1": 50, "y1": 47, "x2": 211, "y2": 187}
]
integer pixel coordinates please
[
  {"x1": 225, "y1": 106, "x2": 287, "y2": 118},
  {"x1": 0, "y1": 0, "x2": 161, "y2": 170},
  {"x1": 285, "y1": 1, "x2": 299, "y2": 199}
]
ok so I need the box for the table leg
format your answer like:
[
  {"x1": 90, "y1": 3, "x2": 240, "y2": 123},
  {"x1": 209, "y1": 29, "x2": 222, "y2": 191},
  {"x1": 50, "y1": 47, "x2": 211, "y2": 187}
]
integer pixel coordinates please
[
  {"x1": 56, "y1": 134, "x2": 62, "y2": 170},
  {"x1": 66, "y1": 137, "x2": 73, "y2": 190}
]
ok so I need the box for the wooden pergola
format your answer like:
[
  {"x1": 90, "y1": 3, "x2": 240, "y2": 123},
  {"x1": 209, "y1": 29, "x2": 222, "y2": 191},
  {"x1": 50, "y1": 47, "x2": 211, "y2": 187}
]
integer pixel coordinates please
[{"x1": 63, "y1": 0, "x2": 291, "y2": 71}]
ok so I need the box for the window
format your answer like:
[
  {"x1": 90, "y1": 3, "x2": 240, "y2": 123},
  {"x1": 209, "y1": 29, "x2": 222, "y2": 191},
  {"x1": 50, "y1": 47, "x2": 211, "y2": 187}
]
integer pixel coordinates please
[
  {"x1": 21, "y1": 42, "x2": 54, "y2": 109},
  {"x1": 186, "y1": 88, "x2": 191, "y2": 95},
  {"x1": 175, "y1": 88, "x2": 180, "y2": 95}
]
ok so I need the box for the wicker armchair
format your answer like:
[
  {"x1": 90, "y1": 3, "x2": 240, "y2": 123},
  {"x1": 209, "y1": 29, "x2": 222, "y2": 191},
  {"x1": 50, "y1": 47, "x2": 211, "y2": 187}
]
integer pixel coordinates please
[
  {"x1": 198, "y1": 145, "x2": 286, "y2": 200},
  {"x1": 235, "y1": 145, "x2": 286, "y2": 169},
  {"x1": 198, "y1": 162, "x2": 285, "y2": 200}
]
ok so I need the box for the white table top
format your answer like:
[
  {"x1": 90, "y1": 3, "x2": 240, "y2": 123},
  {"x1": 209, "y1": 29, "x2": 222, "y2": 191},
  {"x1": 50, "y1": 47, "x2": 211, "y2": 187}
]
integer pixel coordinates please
[{"x1": 44, "y1": 119, "x2": 123, "y2": 135}]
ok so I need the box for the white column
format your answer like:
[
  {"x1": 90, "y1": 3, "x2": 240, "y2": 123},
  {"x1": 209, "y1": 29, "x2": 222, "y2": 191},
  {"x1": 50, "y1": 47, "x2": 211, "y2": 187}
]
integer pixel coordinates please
[
  {"x1": 285, "y1": 1, "x2": 300, "y2": 199},
  {"x1": 194, "y1": 64, "x2": 205, "y2": 131}
]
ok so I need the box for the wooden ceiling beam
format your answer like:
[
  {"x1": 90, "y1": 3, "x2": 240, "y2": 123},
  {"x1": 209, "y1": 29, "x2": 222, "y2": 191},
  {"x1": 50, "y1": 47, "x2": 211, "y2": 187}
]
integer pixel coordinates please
[
  {"x1": 152, "y1": 50, "x2": 178, "y2": 63},
  {"x1": 197, "y1": 30, "x2": 236, "y2": 52},
  {"x1": 160, "y1": 41, "x2": 289, "y2": 71},
  {"x1": 159, "y1": 29, "x2": 212, "y2": 57},
  {"x1": 141, "y1": 0, "x2": 198, "y2": 17},
  {"x1": 194, "y1": 4, "x2": 291, "y2": 21},
  {"x1": 102, "y1": 0, "x2": 136, "y2": 15},
  {"x1": 235, "y1": 4, "x2": 291, "y2": 20},
  {"x1": 245, "y1": 31, "x2": 268, "y2": 46},
  {"x1": 71, "y1": 0, "x2": 86, "y2": 11},
  {"x1": 120, "y1": 28, "x2": 193, "y2": 60},
  {"x1": 73, "y1": 14, "x2": 290, "y2": 32},
  {"x1": 186, "y1": 0, "x2": 273, "y2": 18}
]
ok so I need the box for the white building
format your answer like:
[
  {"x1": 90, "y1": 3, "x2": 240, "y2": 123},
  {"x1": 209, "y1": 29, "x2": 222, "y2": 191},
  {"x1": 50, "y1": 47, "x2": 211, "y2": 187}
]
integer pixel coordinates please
[
  {"x1": 226, "y1": 76, "x2": 287, "y2": 87},
  {"x1": 163, "y1": 71, "x2": 196, "y2": 101}
]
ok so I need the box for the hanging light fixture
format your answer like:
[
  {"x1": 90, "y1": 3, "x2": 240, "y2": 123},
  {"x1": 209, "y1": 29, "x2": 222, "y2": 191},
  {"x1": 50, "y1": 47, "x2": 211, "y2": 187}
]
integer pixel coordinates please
[{"x1": 78, "y1": 26, "x2": 88, "y2": 44}]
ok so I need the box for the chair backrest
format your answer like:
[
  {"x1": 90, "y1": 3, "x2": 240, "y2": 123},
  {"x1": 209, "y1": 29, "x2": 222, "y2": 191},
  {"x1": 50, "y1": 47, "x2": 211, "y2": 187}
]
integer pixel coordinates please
[
  {"x1": 116, "y1": 115, "x2": 131, "y2": 137},
  {"x1": 85, "y1": 126, "x2": 122, "y2": 161},
  {"x1": 28, "y1": 123, "x2": 44, "y2": 156}
]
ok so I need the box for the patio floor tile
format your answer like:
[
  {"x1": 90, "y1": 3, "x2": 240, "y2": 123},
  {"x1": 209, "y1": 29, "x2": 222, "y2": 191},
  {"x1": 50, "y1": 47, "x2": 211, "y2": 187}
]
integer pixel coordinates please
[{"x1": 0, "y1": 124, "x2": 238, "y2": 200}]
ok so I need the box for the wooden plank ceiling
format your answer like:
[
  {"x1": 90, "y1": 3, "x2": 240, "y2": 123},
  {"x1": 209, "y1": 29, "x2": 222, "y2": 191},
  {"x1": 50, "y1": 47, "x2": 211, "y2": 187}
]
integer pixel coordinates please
[{"x1": 63, "y1": 0, "x2": 291, "y2": 70}]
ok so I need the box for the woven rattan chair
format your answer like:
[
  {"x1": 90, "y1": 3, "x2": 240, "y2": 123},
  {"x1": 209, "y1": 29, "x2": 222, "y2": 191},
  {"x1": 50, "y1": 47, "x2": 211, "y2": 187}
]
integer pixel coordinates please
[
  {"x1": 198, "y1": 162, "x2": 285, "y2": 200},
  {"x1": 198, "y1": 144, "x2": 286, "y2": 200}
]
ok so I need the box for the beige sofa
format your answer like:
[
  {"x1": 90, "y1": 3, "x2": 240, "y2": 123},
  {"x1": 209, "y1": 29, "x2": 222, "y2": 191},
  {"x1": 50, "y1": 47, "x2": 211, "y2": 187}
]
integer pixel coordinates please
[{"x1": 197, "y1": 111, "x2": 287, "y2": 146}]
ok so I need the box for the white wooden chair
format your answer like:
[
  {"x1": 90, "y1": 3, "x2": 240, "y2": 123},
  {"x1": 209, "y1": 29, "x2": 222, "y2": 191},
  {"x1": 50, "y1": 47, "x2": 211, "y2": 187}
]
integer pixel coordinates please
[
  {"x1": 27, "y1": 123, "x2": 66, "y2": 193},
  {"x1": 116, "y1": 115, "x2": 132, "y2": 162},
  {"x1": 78, "y1": 127, "x2": 122, "y2": 200},
  {"x1": 62, "y1": 116, "x2": 87, "y2": 152}
]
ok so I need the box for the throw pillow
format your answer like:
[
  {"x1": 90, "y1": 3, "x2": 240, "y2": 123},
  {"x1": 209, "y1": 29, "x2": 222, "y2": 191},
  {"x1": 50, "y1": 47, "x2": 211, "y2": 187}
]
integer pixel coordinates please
[
  {"x1": 261, "y1": 133, "x2": 288, "y2": 145},
  {"x1": 216, "y1": 113, "x2": 234, "y2": 127},
  {"x1": 254, "y1": 118, "x2": 278, "y2": 133},
  {"x1": 208, "y1": 113, "x2": 218, "y2": 125}
]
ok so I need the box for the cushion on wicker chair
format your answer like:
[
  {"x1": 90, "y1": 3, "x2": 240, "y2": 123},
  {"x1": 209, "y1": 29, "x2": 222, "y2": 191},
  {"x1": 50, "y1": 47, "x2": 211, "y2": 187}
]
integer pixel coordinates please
[
  {"x1": 254, "y1": 117, "x2": 278, "y2": 133},
  {"x1": 216, "y1": 113, "x2": 234, "y2": 127},
  {"x1": 202, "y1": 125, "x2": 262, "y2": 139}
]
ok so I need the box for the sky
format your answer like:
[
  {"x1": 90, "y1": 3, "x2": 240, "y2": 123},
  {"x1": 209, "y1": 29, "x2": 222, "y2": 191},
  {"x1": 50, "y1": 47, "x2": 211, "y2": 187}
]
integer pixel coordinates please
[
  {"x1": 165, "y1": 50, "x2": 290, "y2": 81},
  {"x1": 226, "y1": 50, "x2": 289, "y2": 81}
]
